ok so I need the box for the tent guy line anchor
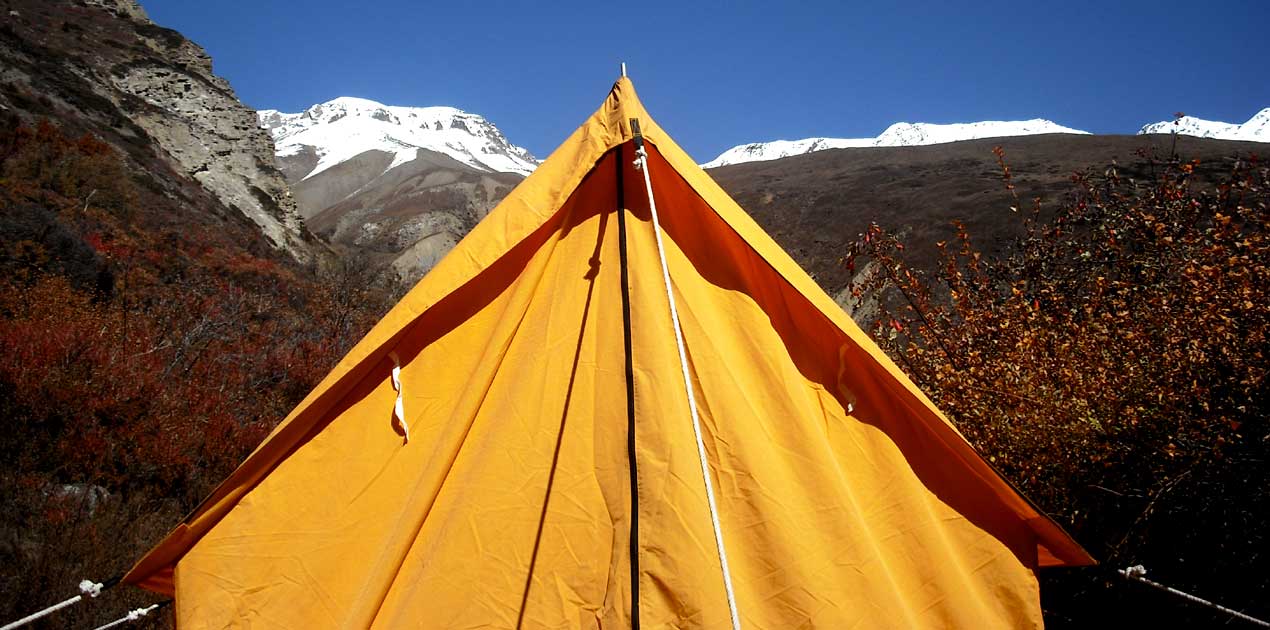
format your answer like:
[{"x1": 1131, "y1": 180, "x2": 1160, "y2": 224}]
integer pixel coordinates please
[{"x1": 631, "y1": 117, "x2": 743, "y2": 630}]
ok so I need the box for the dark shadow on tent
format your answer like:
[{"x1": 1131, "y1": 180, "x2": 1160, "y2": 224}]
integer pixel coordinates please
[
  {"x1": 261, "y1": 155, "x2": 626, "y2": 490},
  {"x1": 125, "y1": 154, "x2": 622, "y2": 588},
  {"x1": 515, "y1": 191, "x2": 612, "y2": 628}
]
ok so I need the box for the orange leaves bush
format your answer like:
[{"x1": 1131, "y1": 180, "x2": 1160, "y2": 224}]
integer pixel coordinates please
[{"x1": 844, "y1": 149, "x2": 1268, "y2": 625}]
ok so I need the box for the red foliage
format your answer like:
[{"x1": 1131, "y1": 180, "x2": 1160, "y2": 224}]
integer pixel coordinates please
[
  {"x1": 0, "y1": 119, "x2": 401, "y2": 625},
  {"x1": 844, "y1": 148, "x2": 1268, "y2": 626}
]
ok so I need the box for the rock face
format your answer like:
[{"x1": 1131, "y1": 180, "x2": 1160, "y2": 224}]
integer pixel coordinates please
[
  {"x1": 261, "y1": 97, "x2": 533, "y2": 282},
  {"x1": 108, "y1": 45, "x2": 309, "y2": 258},
  {"x1": 82, "y1": 0, "x2": 147, "y2": 21},
  {"x1": 0, "y1": 0, "x2": 313, "y2": 261},
  {"x1": 289, "y1": 146, "x2": 520, "y2": 283}
]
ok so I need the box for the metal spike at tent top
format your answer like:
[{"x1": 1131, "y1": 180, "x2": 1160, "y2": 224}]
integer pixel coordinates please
[{"x1": 621, "y1": 62, "x2": 627, "y2": 78}]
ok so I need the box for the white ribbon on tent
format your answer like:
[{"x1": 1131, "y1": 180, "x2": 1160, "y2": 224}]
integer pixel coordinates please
[{"x1": 388, "y1": 351, "x2": 410, "y2": 443}]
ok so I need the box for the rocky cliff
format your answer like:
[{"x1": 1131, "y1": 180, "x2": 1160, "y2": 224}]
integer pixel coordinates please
[
  {"x1": 0, "y1": 0, "x2": 314, "y2": 260},
  {"x1": 260, "y1": 97, "x2": 532, "y2": 282}
]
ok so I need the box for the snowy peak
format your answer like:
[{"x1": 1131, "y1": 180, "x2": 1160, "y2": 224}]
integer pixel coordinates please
[
  {"x1": 703, "y1": 119, "x2": 1088, "y2": 168},
  {"x1": 873, "y1": 119, "x2": 1088, "y2": 147},
  {"x1": 704, "y1": 137, "x2": 873, "y2": 169},
  {"x1": 258, "y1": 97, "x2": 538, "y2": 180},
  {"x1": 1246, "y1": 108, "x2": 1270, "y2": 138},
  {"x1": 1138, "y1": 108, "x2": 1270, "y2": 143}
]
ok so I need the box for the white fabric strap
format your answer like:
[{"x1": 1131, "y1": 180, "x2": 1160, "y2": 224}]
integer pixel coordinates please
[
  {"x1": 388, "y1": 352, "x2": 410, "y2": 443},
  {"x1": 634, "y1": 145, "x2": 742, "y2": 630},
  {"x1": 91, "y1": 604, "x2": 162, "y2": 630}
]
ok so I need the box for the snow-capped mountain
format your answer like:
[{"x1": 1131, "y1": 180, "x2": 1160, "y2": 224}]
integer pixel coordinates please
[
  {"x1": 703, "y1": 119, "x2": 1088, "y2": 168},
  {"x1": 1138, "y1": 108, "x2": 1270, "y2": 143},
  {"x1": 258, "y1": 97, "x2": 538, "y2": 180},
  {"x1": 258, "y1": 97, "x2": 537, "y2": 284},
  {"x1": 704, "y1": 138, "x2": 874, "y2": 168},
  {"x1": 873, "y1": 119, "x2": 1089, "y2": 147}
]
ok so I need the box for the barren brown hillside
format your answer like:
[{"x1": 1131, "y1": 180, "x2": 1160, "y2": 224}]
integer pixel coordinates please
[{"x1": 709, "y1": 133, "x2": 1266, "y2": 299}]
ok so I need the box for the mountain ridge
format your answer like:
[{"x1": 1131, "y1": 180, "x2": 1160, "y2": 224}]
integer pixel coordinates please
[
  {"x1": 703, "y1": 119, "x2": 1090, "y2": 168},
  {"x1": 705, "y1": 132, "x2": 1268, "y2": 313},
  {"x1": 704, "y1": 110, "x2": 1269, "y2": 168},
  {"x1": 0, "y1": 0, "x2": 315, "y2": 261},
  {"x1": 260, "y1": 97, "x2": 528, "y2": 283},
  {"x1": 259, "y1": 96, "x2": 538, "y2": 182},
  {"x1": 1138, "y1": 108, "x2": 1270, "y2": 143}
]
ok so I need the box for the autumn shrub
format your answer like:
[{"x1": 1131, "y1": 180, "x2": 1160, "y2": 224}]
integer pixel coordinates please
[
  {"x1": 843, "y1": 148, "x2": 1268, "y2": 626},
  {"x1": 0, "y1": 119, "x2": 402, "y2": 627}
]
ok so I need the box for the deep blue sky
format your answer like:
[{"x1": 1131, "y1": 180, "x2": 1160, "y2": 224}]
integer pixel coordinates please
[{"x1": 141, "y1": 0, "x2": 1270, "y2": 162}]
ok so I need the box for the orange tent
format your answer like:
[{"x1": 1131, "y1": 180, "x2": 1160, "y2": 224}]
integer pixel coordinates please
[{"x1": 126, "y1": 77, "x2": 1091, "y2": 628}]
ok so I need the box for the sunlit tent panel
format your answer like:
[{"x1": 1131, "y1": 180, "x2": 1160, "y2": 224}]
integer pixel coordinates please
[{"x1": 125, "y1": 77, "x2": 1092, "y2": 629}]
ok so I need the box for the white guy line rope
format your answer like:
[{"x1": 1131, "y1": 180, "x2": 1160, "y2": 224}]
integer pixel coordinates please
[
  {"x1": 1119, "y1": 566, "x2": 1269, "y2": 627},
  {"x1": 634, "y1": 144, "x2": 742, "y2": 630},
  {"x1": 0, "y1": 579, "x2": 104, "y2": 630},
  {"x1": 90, "y1": 604, "x2": 162, "y2": 630}
]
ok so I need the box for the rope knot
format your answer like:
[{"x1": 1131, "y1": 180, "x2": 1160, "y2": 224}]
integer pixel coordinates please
[
  {"x1": 125, "y1": 606, "x2": 154, "y2": 621},
  {"x1": 78, "y1": 579, "x2": 104, "y2": 598},
  {"x1": 633, "y1": 146, "x2": 649, "y2": 171}
]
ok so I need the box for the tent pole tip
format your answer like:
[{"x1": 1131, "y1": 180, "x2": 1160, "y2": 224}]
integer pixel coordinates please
[{"x1": 620, "y1": 62, "x2": 627, "y2": 78}]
